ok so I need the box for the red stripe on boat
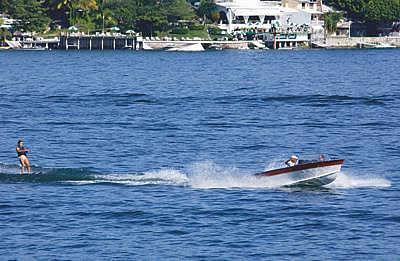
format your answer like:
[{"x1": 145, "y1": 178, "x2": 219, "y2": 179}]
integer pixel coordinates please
[{"x1": 255, "y1": 160, "x2": 344, "y2": 177}]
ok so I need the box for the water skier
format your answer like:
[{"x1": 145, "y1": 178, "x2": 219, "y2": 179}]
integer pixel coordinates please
[{"x1": 16, "y1": 139, "x2": 31, "y2": 174}]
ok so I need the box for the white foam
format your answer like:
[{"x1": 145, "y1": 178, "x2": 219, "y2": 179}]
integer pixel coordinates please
[
  {"x1": 61, "y1": 162, "x2": 391, "y2": 190},
  {"x1": 327, "y1": 171, "x2": 391, "y2": 188},
  {"x1": 187, "y1": 161, "x2": 289, "y2": 189},
  {"x1": 0, "y1": 163, "x2": 22, "y2": 175},
  {"x1": 263, "y1": 159, "x2": 285, "y2": 171},
  {"x1": 88, "y1": 168, "x2": 189, "y2": 186}
]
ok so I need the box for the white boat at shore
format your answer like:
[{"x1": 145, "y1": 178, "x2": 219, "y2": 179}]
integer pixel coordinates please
[
  {"x1": 358, "y1": 42, "x2": 396, "y2": 49},
  {"x1": 166, "y1": 43, "x2": 205, "y2": 52},
  {"x1": 13, "y1": 46, "x2": 48, "y2": 51},
  {"x1": 5, "y1": 40, "x2": 48, "y2": 51},
  {"x1": 143, "y1": 41, "x2": 204, "y2": 52},
  {"x1": 255, "y1": 159, "x2": 344, "y2": 187}
]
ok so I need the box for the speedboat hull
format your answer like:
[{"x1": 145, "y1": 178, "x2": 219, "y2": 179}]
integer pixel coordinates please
[{"x1": 255, "y1": 160, "x2": 344, "y2": 187}]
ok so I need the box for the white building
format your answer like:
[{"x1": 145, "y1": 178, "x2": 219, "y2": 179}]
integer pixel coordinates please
[{"x1": 215, "y1": 0, "x2": 325, "y2": 33}]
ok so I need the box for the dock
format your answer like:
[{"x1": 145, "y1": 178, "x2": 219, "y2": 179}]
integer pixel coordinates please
[
  {"x1": 59, "y1": 33, "x2": 138, "y2": 50},
  {"x1": 263, "y1": 32, "x2": 309, "y2": 49}
]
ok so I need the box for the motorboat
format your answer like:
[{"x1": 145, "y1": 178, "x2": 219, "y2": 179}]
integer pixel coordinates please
[
  {"x1": 255, "y1": 159, "x2": 344, "y2": 187},
  {"x1": 5, "y1": 40, "x2": 48, "y2": 51},
  {"x1": 13, "y1": 46, "x2": 48, "y2": 51},
  {"x1": 358, "y1": 42, "x2": 396, "y2": 49},
  {"x1": 166, "y1": 43, "x2": 205, "y2": 52}
]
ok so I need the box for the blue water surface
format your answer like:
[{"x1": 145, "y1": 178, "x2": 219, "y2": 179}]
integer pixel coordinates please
[{"x1": 0, "y1": 49, "x2": 399, "y2": 260}]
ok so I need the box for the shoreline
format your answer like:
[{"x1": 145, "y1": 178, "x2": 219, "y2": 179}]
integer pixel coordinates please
[{"x1": 2, "y1": 35, "x2": 400, "y2": 51}]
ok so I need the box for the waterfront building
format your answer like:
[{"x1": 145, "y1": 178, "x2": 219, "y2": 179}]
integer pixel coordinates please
[{"x1": 215, "y1": 0, "x2": 325, "y2": 34}]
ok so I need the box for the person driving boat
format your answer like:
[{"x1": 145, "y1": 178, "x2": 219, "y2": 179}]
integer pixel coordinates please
[{"x1": 285, "y1": 155, "x2": 299, "y2": 167}]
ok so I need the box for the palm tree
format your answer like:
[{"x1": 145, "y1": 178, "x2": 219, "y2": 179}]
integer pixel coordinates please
[
  {"x1": 51, "y1": 0, "x2": 98, "y2": 26},
  {"x1": 78, "y1": 0, "x2": 97, "y2": 11},
  {"x1": 324, "y1": 12, "x2": 343, "y2": 37}
]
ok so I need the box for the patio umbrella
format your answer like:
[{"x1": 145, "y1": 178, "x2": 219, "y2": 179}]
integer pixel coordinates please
[
  {"x1": 68, "y1": 26, "x2": 79, "y2": 32},
  {"x1": 126, "y1": 30, "x2": 135, "y2": 35},
  {"x1": 110, "y1": 26, "x2": 120, "y2": 32}
]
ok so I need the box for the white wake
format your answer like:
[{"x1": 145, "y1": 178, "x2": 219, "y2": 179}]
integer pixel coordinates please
[
  {"x1": 327, "y1": 171, "x2": 391, "y2": 188},
  {"x1": 59, "y1": 161, "x2": 391, "y2": 189}
]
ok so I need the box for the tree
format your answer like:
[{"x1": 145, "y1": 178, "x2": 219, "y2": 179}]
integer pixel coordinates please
[
  {"x1": 327, "y1": 0, "x2": 400, "y2": 34},
  {"x1": 12, "y1": 0, "x2": 51, "y2": 33},
  {"x1": 210, "y1": 11, "x2": 220, "y2": 23},
  {"x1": 0, "y1": 0, "x2": 13, "y2": 13},
  {"x1": 136, "y1": 6, "x2": 168, "y2": 36},
  {"x1": 198, "y1": 0, "x2": 216, "y2": 23},
  {"x1": 166, "y1": 0, "x2": 196, "y2": 22},
  {"x1": 51, "y1": 0, "x2": 98, "y2": 26},
  {"x1": 2, "y1": 0, "x2": 207, "y2": 34},
  {"x1": 0, "y1": 28, "x2": 12, "y2": 45},
  {"x1": 364, "y1": 0, "x2": 400, "y2": 23},
  {"x1": 324, "y1": 12, "x2": 343, "y2": 35},
  {"x1": 327, "y1": 0, "x2": 400, "y2": 23},
  {"x1": 101, "y1": 0, "x2": 136, "y2": 31}
]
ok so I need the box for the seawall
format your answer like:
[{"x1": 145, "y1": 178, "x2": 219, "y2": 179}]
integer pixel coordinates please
[{"x1": 326, "y1": 36, "x2": 400, "y2": 48}]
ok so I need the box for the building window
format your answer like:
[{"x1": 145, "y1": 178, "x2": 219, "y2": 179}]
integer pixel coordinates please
[
  {"x1": 302, "y1": 3, "x2": 306, "y2": 9},
  {"x1": 310, "y1": 3, "x2": 314, "y2": 9}
]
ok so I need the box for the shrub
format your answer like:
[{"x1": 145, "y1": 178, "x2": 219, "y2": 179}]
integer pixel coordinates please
[
  {"x1": 189, "y1": 24, "x2": 205, "y2": 30},
  {"x1": 208, "y1": 26, "x2": 222, "y2": 35},
  {"x1": 171, "y1": 27, "x2": 190, "y2": 34}
]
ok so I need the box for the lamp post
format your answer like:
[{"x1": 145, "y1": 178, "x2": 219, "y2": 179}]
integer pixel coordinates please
[
  {"x1": 102, "y1": 0, "x2": 105, "y2": 34},
  {"x1": 348, "y1": 20, "x2": 351, "y2": 38}
]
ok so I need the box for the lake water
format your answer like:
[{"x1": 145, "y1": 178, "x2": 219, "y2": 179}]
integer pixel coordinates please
[{"x1": 0, "y1": 49, "x2": 399, "y2": 260}]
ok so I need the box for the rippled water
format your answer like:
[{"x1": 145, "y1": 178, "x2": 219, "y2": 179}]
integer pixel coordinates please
[{"x1": 0, "y1": 49, "x2": 399, "y2": 260}]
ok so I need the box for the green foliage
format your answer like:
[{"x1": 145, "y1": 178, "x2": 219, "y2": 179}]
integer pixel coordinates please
[
  {"x1": 1, "y1": 28, "x2": 12, "y2": 44},
  {"x1": 12, "y1": 0, "x2": 51, "y2": 33},
  {"x1": 198, "y1": 0, "x2": 216, "y2": 22},
  {"x1": 324, "y1": 12, "x2": 343, "y2": 34},
  {"x1": 169, "y1": 28, "x2": 209, "y2": 39},
  {"x1": 207, "y1": 26, "x2": 222, "y2": 35},
  {"x1": 102, "y1": 0, "x2": 136, "y2": 31},
  {"x1": 166, "y1": 0, "x2": 196, "y2": 22},
  {"x1": 75, "y1": 17, "x2": 96, "y2": 33},
  {"x1": 0, "y1": 0, "x2": 13, "y2": 13},
  {"x1": 364, "y1": 0, "x2": 400, "y2": 22},
  {"x1": 189, "y1": 24, "x2": 205, "y2": 30},
  {"x1": 210, "y1": 11, "x2": 220, "y2": 23},
  {"x1": 328, "y1": 0, "x2": 400, "y2": 23},
  {"x1": 171, "y1": 27, "x2": 190, "y2": 34},
  {"x1": 1, "y1": 0, "x2": 205, "y2": 35}
]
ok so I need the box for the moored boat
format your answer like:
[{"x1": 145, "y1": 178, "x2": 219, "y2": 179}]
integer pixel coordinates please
[{"x1": 255, "y1": 159, "x2": 344, "y2": 187}]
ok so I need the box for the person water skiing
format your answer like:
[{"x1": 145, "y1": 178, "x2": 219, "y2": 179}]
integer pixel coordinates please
[{"x1": 16, "y1": 139, "x2": 31, "y2": 174}]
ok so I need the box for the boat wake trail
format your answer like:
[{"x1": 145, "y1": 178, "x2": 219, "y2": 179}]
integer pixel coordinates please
[
  {"x1": 327, "y1": 171, "x2": 391, "y2": 188},
  {"x1": 186, "y1": 161, "x2": 290, "y2": 189},
  {"x1": 74, "y1": 169, "x2": 189, "y2": 186},
  {"x1": 0, "y1": 162, "x2": 391, "y2": 189}
]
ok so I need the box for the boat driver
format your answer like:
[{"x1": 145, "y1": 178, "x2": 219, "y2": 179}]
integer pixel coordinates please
[{"x1": 285, "y1": 155, "x2": 299, "y2": 167}]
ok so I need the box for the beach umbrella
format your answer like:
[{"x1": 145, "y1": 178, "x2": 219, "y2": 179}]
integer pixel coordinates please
[{"x1": 68, "y1": 26, "x2": 78, "y2": 32}]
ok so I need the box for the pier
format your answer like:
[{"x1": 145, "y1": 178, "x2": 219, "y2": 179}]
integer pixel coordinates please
[
  {"x1": 263, "y1": 32, "x2": 309, "y2": 49},
  {"x1": 59, "y1": 34, "x2": 138, "y2": 50}
]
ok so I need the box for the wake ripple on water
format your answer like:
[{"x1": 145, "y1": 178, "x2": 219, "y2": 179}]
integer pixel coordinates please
[
  {"x1": 0, "y1": 162, "x2": 391, "y2": 190},
  {"x1": 328, "y1": 171, "x2": 391, "y2": 189}
]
